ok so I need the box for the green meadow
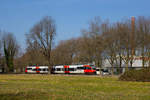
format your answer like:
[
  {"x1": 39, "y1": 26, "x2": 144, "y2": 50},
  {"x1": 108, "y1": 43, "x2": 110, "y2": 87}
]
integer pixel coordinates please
[{"x1": 0, "y1": 74, "x2": 150, "y2": 100}]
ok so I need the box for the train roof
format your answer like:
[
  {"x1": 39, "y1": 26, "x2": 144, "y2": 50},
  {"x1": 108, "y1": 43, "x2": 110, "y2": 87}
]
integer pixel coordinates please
[{"x1": 26, "y1": 66, "x2": 48, "y2": 68}]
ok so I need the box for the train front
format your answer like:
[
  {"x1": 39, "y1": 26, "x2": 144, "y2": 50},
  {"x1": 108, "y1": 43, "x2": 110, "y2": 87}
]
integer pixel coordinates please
[{"x1": 84, "y1": 65, "x2": 96, "y2": 74}]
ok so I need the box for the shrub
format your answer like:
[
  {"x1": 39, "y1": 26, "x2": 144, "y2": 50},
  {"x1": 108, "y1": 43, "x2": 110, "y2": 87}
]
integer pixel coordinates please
[{"x1": 119, "y1": 68, "x2": 150, "y2": 82}]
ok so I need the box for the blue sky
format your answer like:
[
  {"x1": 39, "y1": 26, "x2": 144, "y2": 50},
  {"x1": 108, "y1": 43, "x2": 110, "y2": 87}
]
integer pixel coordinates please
[{"x1": 0, "y1": 0, "x2": 150, "y2": 50}]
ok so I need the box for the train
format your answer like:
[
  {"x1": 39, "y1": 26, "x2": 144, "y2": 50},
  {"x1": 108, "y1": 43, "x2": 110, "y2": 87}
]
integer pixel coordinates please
[
  {"x1": 51, "y1": 64, "x2": 96, "y2": 74},
  {"x1": 25, "y1": 66, "x2": 49, "y2": 74},
  {"x1": 25, "y1": 64, "x2": 99, "y2": 74}
]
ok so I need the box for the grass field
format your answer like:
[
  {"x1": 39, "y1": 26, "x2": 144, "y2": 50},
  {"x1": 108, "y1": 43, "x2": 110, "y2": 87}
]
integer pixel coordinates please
[{"x1": 0, "y1": 74, "x2": 150, "y2": 100}]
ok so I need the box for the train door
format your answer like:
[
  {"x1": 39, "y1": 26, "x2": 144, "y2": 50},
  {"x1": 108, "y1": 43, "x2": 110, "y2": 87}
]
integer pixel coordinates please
[
  {"x1": 36, "y1": 66, "x2": 40, "y2": 73},
  {"x1": 64, "y1": 65, "x2": 70, "y2": 74}
]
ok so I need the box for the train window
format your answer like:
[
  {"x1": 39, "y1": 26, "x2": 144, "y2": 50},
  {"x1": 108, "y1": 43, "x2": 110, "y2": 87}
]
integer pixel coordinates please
[
  {"x1": 90, "y1": 65, "x2": 96, "y2": 70},
  {"x1": 69, "y1": 68, "x2": 75, "y2": 71},
  {"x1": 37, "y1": 69, "x2": 41, "y2": 71},
  {"x1": 77, "y1": 67, "x2": 84, "y2": 70},
  {"x1": 56, "y1": 68, "x2": 61, "y2": 71},
  {"x1": 65, "y1": 68, "x2": 68, "y2": 71},
  {"x1": 32, "y1": 69, "x2": 36, "y2": 71},
  {"x1": 43, "y1": 69, "x2": 46, "y2": 71},
  {"x1": 86, "y1": 67, "x2": 91, "y2": 70},
  {"x1": 27, "y1": 68, "x2": 31, "y2": 70}
]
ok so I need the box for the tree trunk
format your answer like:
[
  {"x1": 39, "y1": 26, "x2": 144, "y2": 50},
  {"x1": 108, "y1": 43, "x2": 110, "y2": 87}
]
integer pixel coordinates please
[
  {"x1": 125, "y1": 61, "x2": 128, "y2": 72},
  {"x1": 119, "y1": 55, "x2": 122, "y2": 74},
  {"x1": 111, "y1": 64, "x2": 114, "y2": 76}
]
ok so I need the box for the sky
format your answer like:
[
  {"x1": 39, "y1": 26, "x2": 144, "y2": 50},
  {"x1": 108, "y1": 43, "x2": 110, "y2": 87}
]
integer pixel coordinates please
[{"x1": 0, "y1": 0, "x2": 150, "y2": 50}]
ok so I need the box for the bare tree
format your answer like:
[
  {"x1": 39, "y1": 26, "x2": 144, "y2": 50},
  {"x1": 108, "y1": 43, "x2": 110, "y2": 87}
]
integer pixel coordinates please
[
  {"x1": 3, "y1": 32, "x2": 19, "y2": 72},
  {"x1": 114, "y1": 22, "x2": 133, "y2": 73},
  {"x1": 51, "y1": 38, "x2": 78, "y2": 65},
  {"x1": 87, "y1": 17, "x2": 108, "y2": 67},
  {"x1": 80, "y1": 17, "x2": 108, "y2": 66},
  {"x1": 120, "y1": 22, "x2": 132, "y2": 71},
  {"x1": 136, "y1": 16, "x2": 150, "y2": 68},
  {"x1": 102, "y1": 25, "x2": 121, "y2": 75},
  {"x1": 26, "y1": 16, "x2": 56, "y2": 68}
]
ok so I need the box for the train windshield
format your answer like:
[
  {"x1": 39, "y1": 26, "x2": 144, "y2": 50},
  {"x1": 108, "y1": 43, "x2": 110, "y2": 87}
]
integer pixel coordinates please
[{"x1": 90, "y1": 65, "x2": 96, "y2": 70}]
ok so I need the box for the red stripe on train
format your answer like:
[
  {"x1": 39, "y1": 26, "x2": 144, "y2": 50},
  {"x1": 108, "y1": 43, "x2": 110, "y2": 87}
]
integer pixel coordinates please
[
  {"x1": 64, "y1": 65, "x2": 70, "y2": 73},
  {"x1": 36, "y1": 66, "x2": 40, "y2": 73}
]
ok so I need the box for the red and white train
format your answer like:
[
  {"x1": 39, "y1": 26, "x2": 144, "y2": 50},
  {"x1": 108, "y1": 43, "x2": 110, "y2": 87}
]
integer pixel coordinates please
[
  {"x1": 51, "y1": 64, "x2": 96, "y2": 74},
  {"x1": 25, "y1": 66, "x2": 49, "y2": 74},
  {"x1": 25, "y1": 64, "x2": 98, "y2": 74}
]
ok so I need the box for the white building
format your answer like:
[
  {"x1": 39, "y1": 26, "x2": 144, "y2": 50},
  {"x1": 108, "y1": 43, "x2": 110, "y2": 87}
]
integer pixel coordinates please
[{"x1": 102, "y1": 57, "x2": 149, "y2": 74}]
